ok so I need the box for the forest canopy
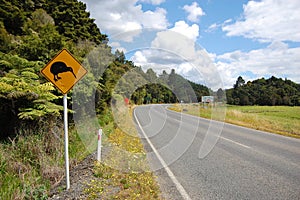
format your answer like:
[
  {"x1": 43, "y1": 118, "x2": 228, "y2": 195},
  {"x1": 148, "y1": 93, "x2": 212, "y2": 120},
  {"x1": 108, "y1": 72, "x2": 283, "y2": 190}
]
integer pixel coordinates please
[{"x1": 226, "y1": 76, "x2": 300, "y2": 106}]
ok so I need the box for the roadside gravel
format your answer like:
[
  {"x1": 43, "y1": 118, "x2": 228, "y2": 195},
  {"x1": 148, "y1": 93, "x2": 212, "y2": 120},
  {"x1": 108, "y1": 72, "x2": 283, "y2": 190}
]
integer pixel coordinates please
[{"x1": 48, "y1": 153, "x2": 98, "y2": 199}]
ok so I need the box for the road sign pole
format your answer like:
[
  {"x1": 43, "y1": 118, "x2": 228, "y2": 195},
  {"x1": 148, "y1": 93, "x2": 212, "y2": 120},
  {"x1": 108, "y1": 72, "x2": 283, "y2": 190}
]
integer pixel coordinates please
[
  {"x1": 63, "y1": 94, "x2": 70, "y2": 190},
  {"x1": 41, "y1": 48, "x2": 87, "y2": 190}
]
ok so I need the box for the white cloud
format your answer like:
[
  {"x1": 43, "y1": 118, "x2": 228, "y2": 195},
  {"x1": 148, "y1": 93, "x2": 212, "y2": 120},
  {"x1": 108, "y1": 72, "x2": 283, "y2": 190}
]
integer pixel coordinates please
[
  {"x1": 141, "y1": 8, "x2": 168, "y2": 30},
  {"x1": 222, "y1": 0, "x2": 300, "y2": 42},
  {"x1": 109, "y1": 42, "x2": 127, "y2": 54},
  {"x1": 132, "y1": 50, "x2": 148, "y2": 64},
  {"x1": 170, "y1": 21, "x2": 199, "y2": 41},
  {"x1": 183, "y1": 2, "x2": 205, "y2": 22},
  {"x1": 206, "y1": 19, "x2": 232, "y2": 33},
  {"x1": 80, "y1": 0, "x2": 168, "y2": 41},
  {"x1": 131, "y1": 48, "x2": 220, "y2": 89},
  {"x1": 216, "y1": 41, "x2": 300, "y2": 88},
  {"x1": 131, "y1": 49, "x2": 180, "y2": 73},
  {"x1": 139, "y1": 0, "x2": 165, "y2": 5},
  {"x1": 130, "y1": 28, "x2": 223, "y2": 90},
  {"x1": 206, "y1": 23, "x2": 218, "y2": 33},
  {"x1": 151, "y1": 29, "x2": 197, "y2": 60}
]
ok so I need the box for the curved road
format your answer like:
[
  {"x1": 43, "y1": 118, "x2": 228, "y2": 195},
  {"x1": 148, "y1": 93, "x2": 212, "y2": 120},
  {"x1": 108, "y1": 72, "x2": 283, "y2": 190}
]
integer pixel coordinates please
[{"x1": 134, "y1": 104, "x2": 300, "y2": 200}]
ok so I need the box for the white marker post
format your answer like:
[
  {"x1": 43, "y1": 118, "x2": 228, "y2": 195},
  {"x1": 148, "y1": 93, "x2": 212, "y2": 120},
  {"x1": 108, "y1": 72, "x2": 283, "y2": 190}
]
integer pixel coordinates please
[
  {"x1": 97, "y1": 128, "x2": 102, "y2": 162},
  {"x1": 63, "y1": 94, "x2": 70, "y2": 190}
]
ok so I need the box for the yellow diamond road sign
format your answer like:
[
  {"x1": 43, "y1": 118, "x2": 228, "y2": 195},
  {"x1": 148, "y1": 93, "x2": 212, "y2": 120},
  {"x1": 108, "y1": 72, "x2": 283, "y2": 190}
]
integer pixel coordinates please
[{"x1": 41, "y1": 49, "x2": 87, "y2": 94}]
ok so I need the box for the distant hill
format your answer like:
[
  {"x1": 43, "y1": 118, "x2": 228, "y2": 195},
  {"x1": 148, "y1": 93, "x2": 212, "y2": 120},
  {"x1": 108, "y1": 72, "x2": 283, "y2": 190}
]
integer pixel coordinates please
[{"x1": 226, "y1": 76, "x2": 300, "y2": 106}]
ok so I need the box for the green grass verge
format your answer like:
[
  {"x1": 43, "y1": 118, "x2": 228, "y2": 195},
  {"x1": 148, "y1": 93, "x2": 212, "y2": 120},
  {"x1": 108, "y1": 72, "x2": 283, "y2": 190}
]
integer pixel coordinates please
[
  {"x1": 0, "y1": 124, "x2": 89, "y2": 199},
  {"x1": 169, "y1": 104, "x2": 300, "y2": 138}
]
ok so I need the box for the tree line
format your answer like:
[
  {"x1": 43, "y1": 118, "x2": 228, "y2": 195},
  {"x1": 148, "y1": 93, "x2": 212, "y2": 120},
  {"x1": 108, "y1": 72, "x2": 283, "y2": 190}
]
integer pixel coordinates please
[
  {"x1": 124, "y1": 68, "x2": 210, "y2": 104},
  {"x1": 226, "y1": 76, "x2": 300, "y2": 106}
]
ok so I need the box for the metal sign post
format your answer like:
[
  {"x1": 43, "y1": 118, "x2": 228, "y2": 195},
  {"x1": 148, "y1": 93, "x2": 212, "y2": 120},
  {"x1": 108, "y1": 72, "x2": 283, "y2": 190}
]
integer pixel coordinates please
[{"x1": 63, "y1": 94, "x2": 70, "y2": 189}]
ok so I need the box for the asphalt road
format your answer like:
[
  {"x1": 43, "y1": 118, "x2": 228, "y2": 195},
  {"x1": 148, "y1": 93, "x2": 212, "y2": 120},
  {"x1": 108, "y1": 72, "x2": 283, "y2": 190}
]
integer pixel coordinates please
[{"x1": 133, "y1": 104, "x2": 300, "y2": 200}]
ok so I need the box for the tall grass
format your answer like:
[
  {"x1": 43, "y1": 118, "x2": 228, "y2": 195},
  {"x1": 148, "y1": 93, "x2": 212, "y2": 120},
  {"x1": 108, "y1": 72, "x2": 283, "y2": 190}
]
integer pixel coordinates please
[
  {"x1": 0, "y1": 120, "x2": 88, "y2": 199},
  {"x1": 169, "y1": 104, "x2": 300, "y2": 138},
  {"x1": 226, "y1": 105, "x2": 300, "y2": 137}
]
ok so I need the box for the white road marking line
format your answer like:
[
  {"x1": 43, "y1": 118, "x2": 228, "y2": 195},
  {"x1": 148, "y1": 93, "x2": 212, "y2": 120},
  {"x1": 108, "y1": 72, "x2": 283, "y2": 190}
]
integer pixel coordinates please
[
  {"x1": 134, "y1": 108, "x2": 192, "y2": 200},
  {"x1": 220, "y1": 136, "x2": 251, "y2": 149}
]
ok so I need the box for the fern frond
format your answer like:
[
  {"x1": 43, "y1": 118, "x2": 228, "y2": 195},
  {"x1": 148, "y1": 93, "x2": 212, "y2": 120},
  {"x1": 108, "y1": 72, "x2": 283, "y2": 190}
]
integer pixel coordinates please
[
  {"x1": 0, "y1": 82, "x2": 14, "y2": 93},
  {"x1": 7, "y1": 91, "x2": 27, "y2": 99},
  {"x1": 37, "y1": 82, "x2": 56, "y2": 91},
  {"x1": 21, "y1": 71, "x2": 39, "y2": 80},
  {"x1": 0, "y1": 60, "x2": 12, "y2": 69}
]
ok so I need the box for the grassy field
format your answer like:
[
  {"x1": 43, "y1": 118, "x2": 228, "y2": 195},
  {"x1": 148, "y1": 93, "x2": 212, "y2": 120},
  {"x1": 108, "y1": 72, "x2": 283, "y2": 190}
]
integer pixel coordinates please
[{"x1": 169, "y1": 104, "x2": 300, "y2": 138}]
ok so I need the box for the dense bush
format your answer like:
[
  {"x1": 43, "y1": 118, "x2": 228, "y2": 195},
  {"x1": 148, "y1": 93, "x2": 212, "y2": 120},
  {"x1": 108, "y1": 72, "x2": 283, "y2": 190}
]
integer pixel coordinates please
[{"x1": 226, "y1": 76, "x2": 300, "y2": 106}]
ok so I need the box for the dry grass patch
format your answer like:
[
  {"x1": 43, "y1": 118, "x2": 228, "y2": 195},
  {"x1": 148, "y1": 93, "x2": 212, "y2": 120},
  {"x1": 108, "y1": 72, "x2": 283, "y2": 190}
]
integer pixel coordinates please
[
  {"x1": 168, "y1": 104, "x2": 300, "y2": 138},
  {"x1": 84, "y1": 106, "x2": 162, "y2": 199}
]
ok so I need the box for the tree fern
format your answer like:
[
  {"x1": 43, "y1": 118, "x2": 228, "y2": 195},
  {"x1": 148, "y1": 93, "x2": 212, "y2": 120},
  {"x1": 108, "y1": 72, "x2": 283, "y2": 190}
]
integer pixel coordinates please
[{"x1": 0, "y1": 54, "x2": 62, "y2": 124}]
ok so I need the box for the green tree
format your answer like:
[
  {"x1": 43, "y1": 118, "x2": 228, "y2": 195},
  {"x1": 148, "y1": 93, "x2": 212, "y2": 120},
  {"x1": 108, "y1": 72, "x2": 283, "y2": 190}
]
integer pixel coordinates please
[
  {"x1": 115, "y1": 49, "x2": 126, "y2": 64},
  {"x1": 216, "y1": 88, "x2": 225, "y2": 102},
  {"x1": 146, "y1": 68, "x2": 157, "y2": 82},
  {"x1": 227, "y1": 76, "x2": 300, "y2": 106},
  {"x1": 0, "y1": 22, "x2": 13, "y2": 53},
  {"x1": 46, "y1": 0, "x2": 107, "y2": 44},
  {"x1": 0, "y1": 1, "x2": 27, "y2": 35},
  {"x1": 234, "y1": 76, "x2": 245, "y2": 89},
  {"x1": 0, "y1": 54, "x2": 62, "y2": 138},
  {"x1": 17, "y1": 22, "x2": 65, "y2": 62}
]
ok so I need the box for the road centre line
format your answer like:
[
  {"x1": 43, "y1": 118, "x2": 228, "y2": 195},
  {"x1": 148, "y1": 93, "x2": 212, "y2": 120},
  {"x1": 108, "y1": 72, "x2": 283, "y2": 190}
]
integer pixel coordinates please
[
  {"x1": 220, "y1": 136, "x2": 251, "y2": 149},
  {"x1": 134, "y1": 108, "x2": 192, "y2": 200}
]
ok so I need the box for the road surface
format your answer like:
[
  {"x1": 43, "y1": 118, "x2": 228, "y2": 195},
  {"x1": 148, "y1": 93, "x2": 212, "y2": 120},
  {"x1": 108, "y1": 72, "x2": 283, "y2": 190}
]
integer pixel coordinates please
[{"x1": 134, "y1": 104, "x2": 300, "y2": 200}]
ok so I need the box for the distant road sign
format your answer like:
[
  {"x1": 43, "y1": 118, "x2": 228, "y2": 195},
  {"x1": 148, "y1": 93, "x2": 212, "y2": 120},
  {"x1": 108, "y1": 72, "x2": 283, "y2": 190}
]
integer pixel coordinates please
[
  {"x1": 41, "y1": 49, "x2": 87, "y2": 94},
  {"x1": 201, "y1": 96, "x2": 214, "y2": 103}
]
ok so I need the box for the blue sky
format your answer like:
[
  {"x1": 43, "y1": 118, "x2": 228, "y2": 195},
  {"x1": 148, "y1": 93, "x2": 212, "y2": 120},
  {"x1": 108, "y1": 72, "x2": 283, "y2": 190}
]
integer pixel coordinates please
[{"x1": 81, "y1": 0, "x2": 300, "y2": 89}]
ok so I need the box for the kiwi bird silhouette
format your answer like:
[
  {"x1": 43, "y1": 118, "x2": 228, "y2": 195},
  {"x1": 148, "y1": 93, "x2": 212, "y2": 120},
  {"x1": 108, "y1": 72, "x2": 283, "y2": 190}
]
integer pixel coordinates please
[{"x1": 50, "y1": 61, "x2": 76, "y2": 81}]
